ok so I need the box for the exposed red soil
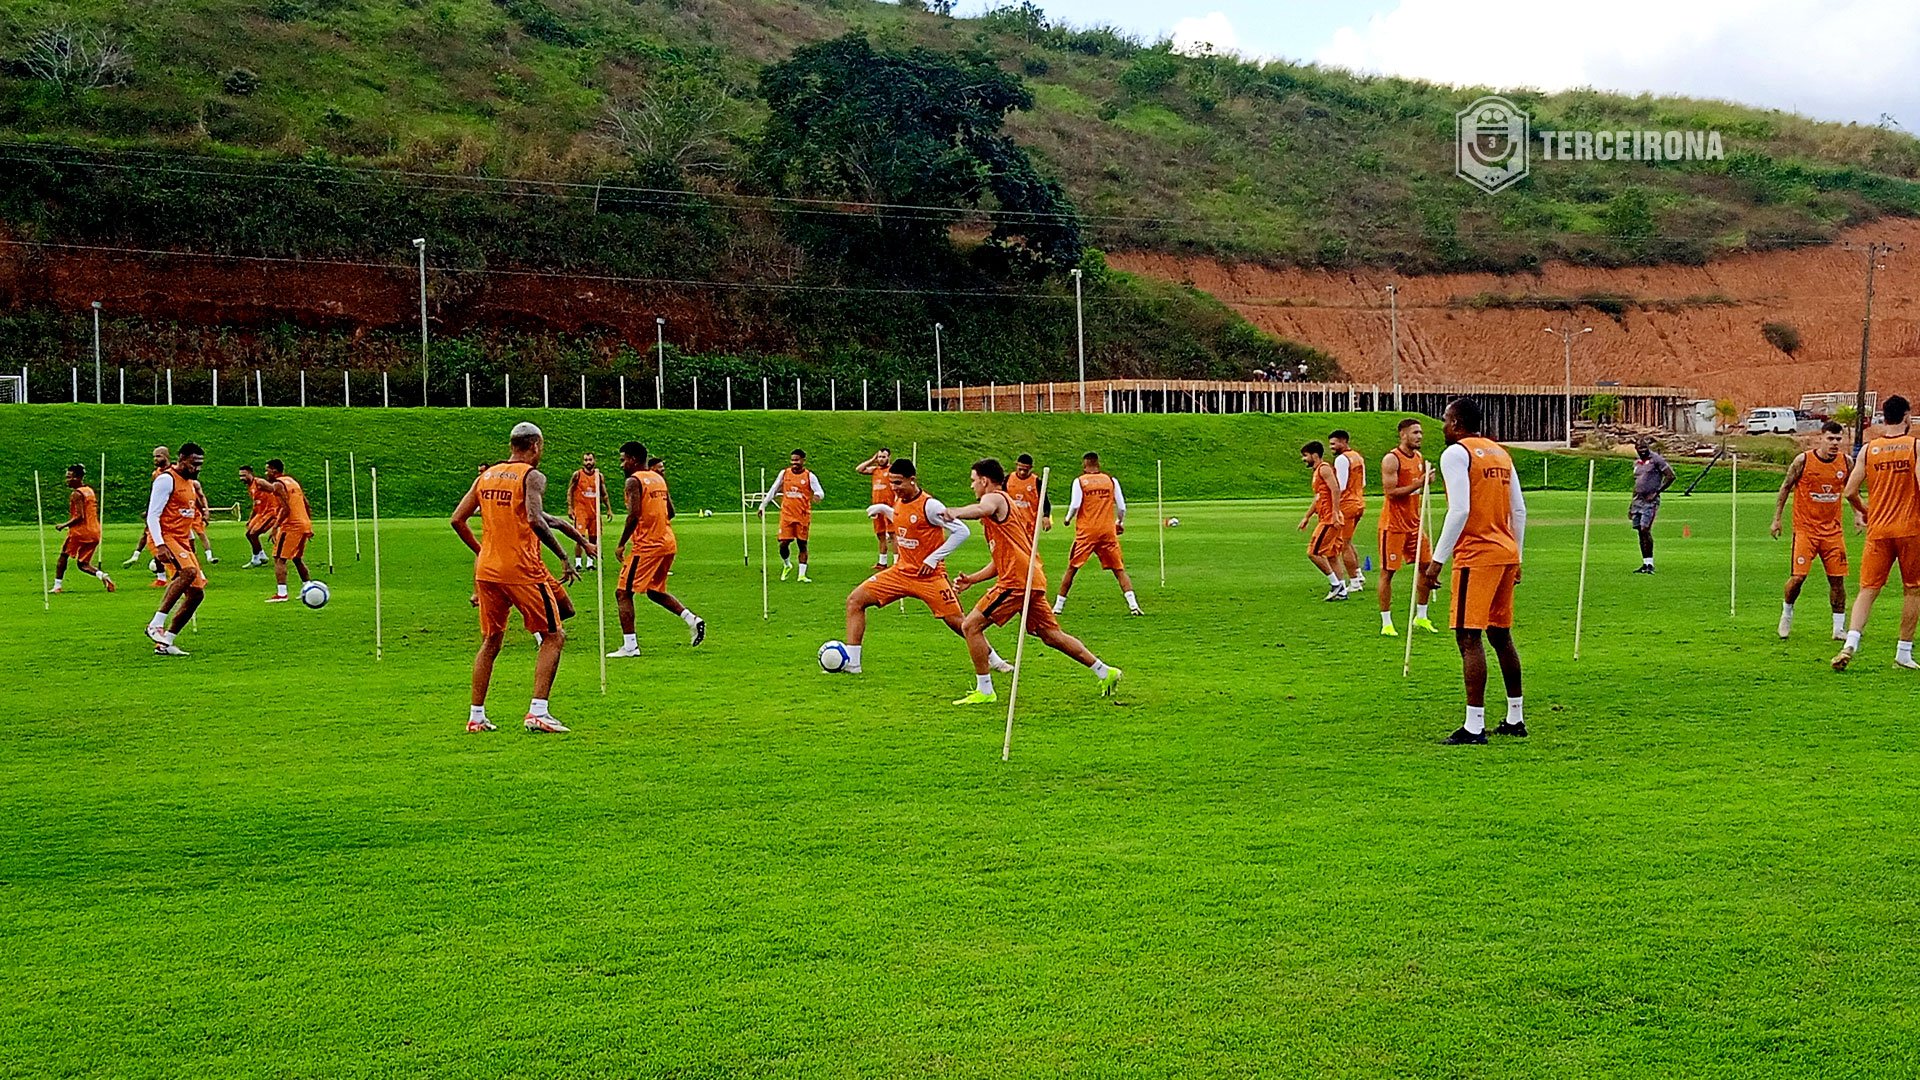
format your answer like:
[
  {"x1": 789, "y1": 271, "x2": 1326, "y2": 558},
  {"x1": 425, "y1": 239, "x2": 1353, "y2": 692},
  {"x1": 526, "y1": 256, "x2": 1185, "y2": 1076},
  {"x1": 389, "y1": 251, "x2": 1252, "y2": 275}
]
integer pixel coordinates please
[{"x1": 1111, "y1": 220, "x2": 1920, "y2": 409}]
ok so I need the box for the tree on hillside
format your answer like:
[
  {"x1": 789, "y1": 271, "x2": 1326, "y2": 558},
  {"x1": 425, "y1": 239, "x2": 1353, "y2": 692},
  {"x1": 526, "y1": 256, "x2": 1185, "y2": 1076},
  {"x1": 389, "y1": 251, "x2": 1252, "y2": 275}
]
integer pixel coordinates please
[{"x1": 753, "y1": 33, "x2": 1081, "y2": 273}]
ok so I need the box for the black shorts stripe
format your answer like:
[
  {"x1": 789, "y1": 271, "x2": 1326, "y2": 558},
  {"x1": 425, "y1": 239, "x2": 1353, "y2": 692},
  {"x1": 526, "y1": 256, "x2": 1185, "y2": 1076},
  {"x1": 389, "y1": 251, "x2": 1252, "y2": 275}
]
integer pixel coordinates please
[
  {"x1": 623, "y1": 557, "x2": 640, "y2": 592},
  {"x1": 1454, "y1": 567, "x2": 1470, "y2": 628},
  {"x1": 987, "y1": 589, "x2": 1022, "y2": 620},
  {"x1": 539, "y1": 583, "x2": 558, "y2": 630}
]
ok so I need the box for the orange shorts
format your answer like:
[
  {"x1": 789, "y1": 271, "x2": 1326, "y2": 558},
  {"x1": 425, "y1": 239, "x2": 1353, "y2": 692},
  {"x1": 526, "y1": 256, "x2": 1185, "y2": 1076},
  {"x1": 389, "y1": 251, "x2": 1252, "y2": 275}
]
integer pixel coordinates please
[
  {"x1": 1069, "y1": 531, "x2": 1124, "y2": 571},
  {"x1": 1309, "y1": 523, "x2": 1342, "y2": 560},
  {"x1": 1336, "y1": 508, "x2": 1364, "y2": 547},
  {"x1": 1379, "y1": 529, "x2": 1431, "y2": 572},
  {"x1": 477, "y1": 578, "x2": 571, "y2": 637},
  {"x1": 972, "y1": 586, "x2": 1061, "y2": 635},
  {"x1": 1450, "y1": 562, "x2": 1518, "y2": 631},
  {"x1": 62, "y1": 534, "x2": 100, "y2": 562},
  {"x1": 158, "y1": 544, "x2": 207, "y2": 589},
  {"x1": 873, "y1": 512, "x2": 893, "y2": 538},
  {"x1": 247, "y1": 512, "x2": 278, "y2": 535},
  {"x1": 570, "y1": 509, "x2": 601, "y2": 541},
  {"x1": 1791, "y1": 530, "x2": 1848, "y2": 578},
  {"x1": 1859, "y1": 534, "x2": 1920, "y2": 590},
  {"x1": 862, "y1": 565, "x2": 962, "y2": 619},
  {"x1": 620, "y1": 549, "x2": 674, "y2": 594},
  {"x1": 274, "y1": 530, "x2": 311, "y2": 561},
  {"x1": 779, "y1": 519, "x2": 810, "y2": 542}
]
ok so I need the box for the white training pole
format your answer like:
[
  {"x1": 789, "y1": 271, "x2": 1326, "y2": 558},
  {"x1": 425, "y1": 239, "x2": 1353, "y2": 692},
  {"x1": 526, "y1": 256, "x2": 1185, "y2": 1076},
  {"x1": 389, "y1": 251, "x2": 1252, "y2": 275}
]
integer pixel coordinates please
[
  {"x1": 759, "y1": 467, "x2": 769, "y2": 620},
  {"x1": 1402, "y1": 462, "x2": 1432, "y2": 678},
  {"x1": 1730, "y1": 452, "x2": 1738, "y2": 617},
  {"x1": 370, "y1": 466, "x2": 383, "y2": 660},
  {"x1": 1156, "y1": 458, "x2": 1166, "y2": 588},
  {"x1": 1003, "y1": 467, "x2": 1052, "y2": 762},
  {"x1": 324, "y1": 458, "x2": 335, "y2": 574},
  {"x1": 350, "y1": 449, "x2": 362, "y2": 561},
  {"x1": 34, "y1": 471, "x2": 49, "y2": 611},
  {"x1": 595, "y1": 477, "x2": 608, "y2": 695},
  {"x1": 738, "y1": 446, "x2": 750, "y2": 567},
  {"x1": 1574, "y1": 459, "x2": 1596, "y2": 659}
]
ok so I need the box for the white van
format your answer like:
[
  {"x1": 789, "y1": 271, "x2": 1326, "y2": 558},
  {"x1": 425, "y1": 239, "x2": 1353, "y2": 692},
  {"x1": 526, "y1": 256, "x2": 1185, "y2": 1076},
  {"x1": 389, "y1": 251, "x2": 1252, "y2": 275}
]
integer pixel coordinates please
[{"x1": 1746, "y1": 407, "x2": 1798, "y2": 435}]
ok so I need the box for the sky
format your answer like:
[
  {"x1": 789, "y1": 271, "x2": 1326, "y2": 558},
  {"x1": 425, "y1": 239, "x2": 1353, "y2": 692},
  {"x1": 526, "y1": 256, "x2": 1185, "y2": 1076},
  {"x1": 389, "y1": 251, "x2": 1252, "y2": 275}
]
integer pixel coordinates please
[{"x1": 960, "y1": 0, "x2": 1920, "y2": 128}]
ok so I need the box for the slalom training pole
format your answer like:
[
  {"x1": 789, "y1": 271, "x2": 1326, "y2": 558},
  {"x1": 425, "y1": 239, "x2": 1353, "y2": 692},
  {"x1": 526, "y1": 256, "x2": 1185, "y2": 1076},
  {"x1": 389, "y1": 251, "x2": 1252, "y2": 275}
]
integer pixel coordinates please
[
  {"x1": 350, "y1": 449, "x2": 362, "y2": 561},
  {"x1": 1402, "y1": 462, "x2": 1432, "y2": 678},
  {"x1": 1730, "y1": 451, "x2": 1738, "y2": 618},
  {"x1": 738, "y1": 445, "x2": 750, "y2": 567},
  {"x1": 595, "y1": 476, "x2": 608, "y2": 695},
  {"x1": 1574, "y1": 459, "x2": 1596, "y2": 659},
  {"x1": 759, "y1": 467, "x2": 769, "y2": 620},
  {"x1": 324, "y1": 458, "x2": 335, "y2": 574},
  {"x1": 34, "y1": 471, "x2": 49, "y2": 611},
  {"x1": 1157, "y1": 458, "x2": 1166, "y2": 588},
  {"x1": 1003, "y1": 467, "x2": 1051, "y2": 763},
  {"x1": 370, "y1": 466, "x2": 383, "y2": 660}
]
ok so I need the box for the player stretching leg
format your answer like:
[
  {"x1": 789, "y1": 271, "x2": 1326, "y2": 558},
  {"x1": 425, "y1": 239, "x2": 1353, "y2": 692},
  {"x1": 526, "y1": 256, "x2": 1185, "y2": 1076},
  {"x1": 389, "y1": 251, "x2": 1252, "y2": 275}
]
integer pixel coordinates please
[
  {"x1": 856, "y1": 448, "x2": 898, "y2": 569},
  {"x1": 451, "y1": 422, "x2": 594, "y2": 733},
  {"x1": 1376, "y1": 418, "x2": 1437, "y2": 635},
  {"x1": 1833, "y1": 395, "x2": 1920, "y2": 671},
  {"x1": 1329, "y1": 430, "x2": 1368, "y2": 594},
  {"x1": 606, "y1": 440, "x2": 705, "y2": 657},
  {"x1": 948, "y1": 458, "x2": 1121, "y2": 704},
  {"x1": 258, "y1": 461, "x2": 316, "y2": 603},
  {"x1": 1420, "y1": 399, "x2": 1528, "y2": 744},
  {"x1": 1298, "y1": 441, "x2": 1348, "y2": 600},
  {"x1": 143, "y1": 444, "x2": 209, "y2": 656},
  {"x1": 52, "y1": 463, "x2": 114, "y2": 593},
  {"x1": 758, "y1": 449, "x2": 823, "y2": 582},
  {"x1": 1771, "y1": 421, "x2": 1860, "y2": 640},
  {"x1": 1053, "y1": 452, "x2": 1142, "y2": 616}
]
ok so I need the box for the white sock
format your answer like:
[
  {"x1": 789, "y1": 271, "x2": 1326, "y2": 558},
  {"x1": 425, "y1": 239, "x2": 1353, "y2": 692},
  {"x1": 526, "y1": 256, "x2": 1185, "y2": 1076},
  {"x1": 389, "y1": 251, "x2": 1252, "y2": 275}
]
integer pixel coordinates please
[
  {"x1": 847, "y1": 644, "x2": 862, "y2": 667},
  {"x1": 681, "y1": 609, "x2": 700, "y2": 627},
  {"x1": 1327, "y1": 573, "x2": 1342, "y2": 587},
  {"x1": 470, "y1": 705, "x2": 487, "y2": 722},
  {"x1": 204, "y1": 547, "x2": 214, "y2": 558},
  {"x1": 1091, "y1": 660, "x2": 1110, "y2": 679},
  {"x1": 1899, "y1": 641, "x2": 1913, "y2": 662},
  {"x1": 1124, "y1": 590, "x2": 1138, "y2": 610},
  {"x1": 988, "y1": 647, "x2": 1007, "y2": 667},
  {"x1": 533, "y1": 633, "x2": 543, "y2": 645},
  {"x1": 53, "y1": 577, "x2": 62, "y2": 588},
  {"x1": 276, "y1": 584, "x2": 288, "y2": 597},
  {"x1": 623, "y1": 633, "x2": 637, "y2": 649},
  {"x1": 1846, "y1": 630, "x2": 1862, "y2": 651},
  {"x1": 1349, "y1": 577, "x2": 1364, "y2": 589},
  {"x1": 161, "y1": 630, "x2": 176, "y2": 645},
  {"x1": 1643, "y1": 556, "x2": 1654, "y2": 567},
  {"x1": 1380, "y1": 611, "x2": 1393, "y2": 628},
  {"x1": 529, "y1": 697, "x2": 550, "y2": 717},
  {"x1": 1416, "y1": 603, "x2": 1429, "y2": 620},
  {"x1": 1052, "y1": 595, "x2": 1067, "y2": 613},
  {"x1": 975, "y1": 674, "x2": 994, "y2": 693},
  {"x1": 1833, "y1": 612, "x2": 1847, "y2": 635},
  {"x1": 1464, "y1": 705, "x2": 1486, "y2": 734},
  {"x1": 1782, "y1": 601, "x2": 1794, "y2": 618},
  {"x1": 149, "y1": 611, "x2": 167, "y2": 628},
  {"x1": 1506, "y1": 696, "x2": 1524, "y2": 726},
  {"x1": 573, "y1": 557, "x2": 581, "y2": 568},
  {"x1": 782, "y1": 558, "x2": 792, "y2": 569},
  {"x1": 798, "y1": 562, "x2": 808, "y2": 577}
]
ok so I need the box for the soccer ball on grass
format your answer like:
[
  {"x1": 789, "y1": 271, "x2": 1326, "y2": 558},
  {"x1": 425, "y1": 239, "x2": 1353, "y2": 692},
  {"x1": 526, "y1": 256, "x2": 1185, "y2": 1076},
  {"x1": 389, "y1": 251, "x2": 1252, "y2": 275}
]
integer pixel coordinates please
[
  {"x1": 300, "y1": 580, "x2": 331, "y2": 609},
  {"x1": 1166, "y1": 517, "x2": 1181, "y2": 528},
  {"x1": 818, "y1": 640, "x2": 852, "y2": 673}
]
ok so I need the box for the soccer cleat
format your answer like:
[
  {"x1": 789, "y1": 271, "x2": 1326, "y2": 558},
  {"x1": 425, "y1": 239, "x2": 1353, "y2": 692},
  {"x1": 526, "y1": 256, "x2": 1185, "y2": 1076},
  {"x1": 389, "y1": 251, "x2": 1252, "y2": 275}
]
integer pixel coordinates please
[
  {"x1": 1778, "y1": 613, "x2": 1793, "y2": 639},
  {"x1": 1633, "y1": 565, "x2": 1655, "y2": 575},
  {"x1": 1380, "y1": 622, "x2": 1398, "y2": 637},
  {"x1": 871, "y1": 562, "x2": 888, "y2": 571},
  {"x1": 1831, "y1": 648, "x2": 1855, "y2": 672},
  {"x1": 47, "y1": 584, "x2": 63, "y2": 595},
  {"x1": 605, "y1": 644, "x2": 642, "y2": 658},
  {"x1": 1495, "y1": 720, "x2": 1529, "y2": 737},
  {"x1": 149, "y1": 578, "x2": 168, "y2": 588},
  {"x1": 153, "y1": 642, "x2": 190, "y2": 657},
  {"x1": 121, "y1": 551, "x2": 141, "y2": 568},
  {"x1": 1097, "y1": 667, "x2": 1125, "y2": 697},
  {"x1": 100, "y1": 575, "x2": 116, "y2": 593},
  {"x1": 1128, "y1": 606, "x2": 1145, "y2": 616},
  {"x1": 264, "y1": 594, "x2": 290, "y2": 603},
  {"x1": 1441, "y1": 726, "x2": 1488, "y2": 745},
  {"x1": 205, "y1": 554, "x2": 219, "y2": 565},
  {"x1": 780, "y1": 564, "x2": 792, "y2": 582},
  {"x1": 688, "y1": 618, "x2": 706, "y2": 647},
  {"x1": 951, "y1": 689, "x2": 997, "y2": 706},
  {"x1": 144, "y1": 625, "x2": 167, "y2": 644},
  {"x1": 524, "y1": 713, "x2": 570, "y2": 734},
  {"x1": 1322, "y1": 586, "x2": 1348, "y2": 602},
  {"x1": 1897, "y1": 656, "x2": 1920, "y2": 671},
  {"x1": 466, "y1": 717, "x2": 497, "y2": 732},
  {"x1": 988, "y1": 655, "x2": 1014, "y2": 674},
  {"x1": 1411, "y1": 617, "x2": 1438, "y2": 633}
]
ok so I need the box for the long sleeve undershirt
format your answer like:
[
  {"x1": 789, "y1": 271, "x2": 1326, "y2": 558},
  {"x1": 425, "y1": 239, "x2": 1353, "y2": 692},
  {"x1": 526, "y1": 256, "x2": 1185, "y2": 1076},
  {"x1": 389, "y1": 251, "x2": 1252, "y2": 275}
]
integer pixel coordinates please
[
  {"x1": 1430, "y1": 443, "x2": 1527, "y2": 565},
  {"x1": 1064, "y1": 477, "x2": 1126, "y2": 524},
  {"x1": 922, "y1": 497, "x2": 970, "y2": 564},
  {"x1": 1334, "y1": 455, "x2": 1352, "y2": 492},
  {"x1": 146, "y1": 472, "x2": 174, "y2": 545},
  {"x1": 759, "y1": 471, "x2": 824, "y2": 512}
]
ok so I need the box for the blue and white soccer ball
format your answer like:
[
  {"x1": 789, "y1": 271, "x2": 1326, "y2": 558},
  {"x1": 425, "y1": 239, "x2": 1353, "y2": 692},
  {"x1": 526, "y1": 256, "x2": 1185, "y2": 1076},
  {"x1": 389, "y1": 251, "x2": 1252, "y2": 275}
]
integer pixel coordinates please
[
  {"x1": 1166, "y1": 517, "x2": 1181, "y2": 528},
  {"x1": 818, "y1": 639, "x2": 851, "y2": 673},
  {"x1": 300, "y1": 580, "x2": 331, "y2": 609}
]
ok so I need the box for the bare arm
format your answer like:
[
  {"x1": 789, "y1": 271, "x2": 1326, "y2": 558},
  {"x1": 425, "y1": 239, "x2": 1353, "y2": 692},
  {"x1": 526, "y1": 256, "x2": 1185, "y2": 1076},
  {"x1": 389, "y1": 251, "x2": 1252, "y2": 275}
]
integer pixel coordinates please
[
  {"x1": 449, "y1": 480, "x2": 483, "y2": 555},
  {"x1": 1843, "y1": 452, "x2": 1869, "y2": 528},
  {"x1": 1657, "y1": 456, "x2": 1677, "y2": 493},
  {"x1": 58, "y1": 490, "x2": 82, "y2": 531},
  {"x1": 1771, "y1": 454, "x2": 1805, "y2": 537},
  {"x1": 1321, "y1": 464, "x2": 1345, "y2": 526},
  {"x1": 524, "y1": 470, "x2": 584, "y2": 567},
  {"x1": 617, "y1": 474, "x2": 642, "y2": 554}
]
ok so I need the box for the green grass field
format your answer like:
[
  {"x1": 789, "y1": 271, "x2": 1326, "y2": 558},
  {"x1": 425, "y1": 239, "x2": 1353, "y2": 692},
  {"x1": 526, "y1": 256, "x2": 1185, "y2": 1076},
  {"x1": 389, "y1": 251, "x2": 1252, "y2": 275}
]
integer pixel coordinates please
[{"x1": 6, "y1": 485, "x2": 1918, "y2": 1077}]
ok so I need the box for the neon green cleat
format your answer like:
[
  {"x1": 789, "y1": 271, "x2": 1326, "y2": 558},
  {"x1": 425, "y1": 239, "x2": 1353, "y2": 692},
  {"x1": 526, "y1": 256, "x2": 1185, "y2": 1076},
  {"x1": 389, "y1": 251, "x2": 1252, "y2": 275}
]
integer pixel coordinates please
[
  {"x1": 1412, "y1": 617, "x2": 1439, "y2": 633},
  {"x1": 1380, "y1": 623, "x2": 1398, "y2": 637},
  {"x1": 780, "y1": 564, "x2": 792, "y2": 582},
  {"x1": 797, "y1": 575, "x2": 812, "y2": 584},
  {"x1": 1097, "y1": 667, "x2": 1125, "y2": 697},
  {"x1": 952, "y1": 689, "x2": 997, "y2": 706}
]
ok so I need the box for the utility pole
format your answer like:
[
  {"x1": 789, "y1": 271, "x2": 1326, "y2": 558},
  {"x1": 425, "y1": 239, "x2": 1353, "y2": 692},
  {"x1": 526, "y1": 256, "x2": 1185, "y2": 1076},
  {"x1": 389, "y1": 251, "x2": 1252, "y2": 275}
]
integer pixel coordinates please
[
  {"x1": 1385, "y1": 284, "x2": 1400, "y2": 411},
  {"x1": 1845, "y1": 240, "x2": 1899, "y2": 451},
  {"x1": 412, "y1": 238, "x2": 429, "y2": 406},
  {"x1": 1543, "y1": 325, "x2": 1593, "y2": 448}
]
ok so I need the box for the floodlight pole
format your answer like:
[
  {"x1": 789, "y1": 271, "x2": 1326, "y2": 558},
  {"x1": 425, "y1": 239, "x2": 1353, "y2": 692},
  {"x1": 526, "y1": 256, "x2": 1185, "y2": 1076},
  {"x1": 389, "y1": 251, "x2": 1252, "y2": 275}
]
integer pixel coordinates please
[{"x1": 413, "y1": 238, "x2": 429, "y2": 406}]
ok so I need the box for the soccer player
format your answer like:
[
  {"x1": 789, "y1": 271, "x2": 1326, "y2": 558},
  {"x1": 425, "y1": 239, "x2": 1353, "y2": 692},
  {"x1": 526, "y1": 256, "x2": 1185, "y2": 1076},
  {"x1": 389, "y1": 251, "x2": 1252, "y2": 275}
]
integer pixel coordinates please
[
  {"x1": 1052, "y1": 452, "x2": 1142, "y2": 616},
  {"x1": 1832, "y1": 395, "x2": 1920, "y2": 671},
  {"x1": 142, "y1": 443, "x2": 209, "y2": 657},
  {"x1": 1006, "y1": 454, "x2": 1052, "y2": 532},
  {"x1": 51, "y1": 463, "x2": 114, "y2": 593},
  {"x1": 1629, "y1": 437, "x2": 1676, "y2": 573},
  {"x1": 566, "y1": 452, "x2": 611, "y2": 571},
  {"x1": 855, "y1": 448, "x2": 898, "y2": 569},
  {"x1": 451, "y1": 422, "x2": 594, "y2": 733},
  {"x1": 1420, "y1": 398, "x2": 1528, "y2": 745},
  {"x1": 758, "y1": 449, "x2": 824, "y2": 582},
  {"x1": 1329, "y1": 429, "x2": 1368, "y2": 593},
  {"x1": 123, "y1": 444, "x2": 172, "y2": 587},
  {"x1": 1297, "y1": 441, "x2": 1348, "y2": 601},
  {"x1": 948, "y1": 458, "x2": 1122, "y2": 704},
  {"x1": 1772, "y1": 420, "x2": 1861, "y2": 641},
  {"x1": 834, "y1": 458, "x2": 1006, "y2": 675},
  {"x1": 190, "y1": 477, "x2": 218, "y2": 565},
  {"x1": 258, "y1": 460, "x2": 316, "y2": 603},
  {"x1": 606, "y1": 440, "x2": 705, "y2": 658},
  {"x1": 239, "y1": 464, "x2": 281, "y2": 567},
  {"x1": 1377, "y1": 418, "x2": 1437, "y2": 635}
]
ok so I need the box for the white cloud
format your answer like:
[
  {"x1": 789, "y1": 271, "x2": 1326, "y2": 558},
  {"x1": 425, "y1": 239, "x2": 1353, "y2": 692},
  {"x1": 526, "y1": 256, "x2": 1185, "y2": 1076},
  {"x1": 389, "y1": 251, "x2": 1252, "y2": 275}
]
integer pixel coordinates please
[
  {"x1": 1314, "y1": 0, "x2": 1920, "y2": 125},
  {"x1": 1171, "y1": 12, "x2": 1241, "y2": 57}
]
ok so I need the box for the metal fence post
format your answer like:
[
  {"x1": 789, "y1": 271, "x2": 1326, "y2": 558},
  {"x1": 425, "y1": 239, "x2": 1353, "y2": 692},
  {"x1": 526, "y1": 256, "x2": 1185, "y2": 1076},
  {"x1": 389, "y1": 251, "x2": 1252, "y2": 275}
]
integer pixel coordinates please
[{"x1": 212, "y1": 368, "x2": 219, "y2": 406}]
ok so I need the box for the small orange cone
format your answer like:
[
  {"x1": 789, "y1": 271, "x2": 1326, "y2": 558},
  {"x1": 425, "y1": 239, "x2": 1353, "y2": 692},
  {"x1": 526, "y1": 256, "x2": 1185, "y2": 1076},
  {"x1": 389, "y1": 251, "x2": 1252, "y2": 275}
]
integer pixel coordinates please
[{"x1": 1683, "y1": 524, "x2": 1693, "y2": 538}]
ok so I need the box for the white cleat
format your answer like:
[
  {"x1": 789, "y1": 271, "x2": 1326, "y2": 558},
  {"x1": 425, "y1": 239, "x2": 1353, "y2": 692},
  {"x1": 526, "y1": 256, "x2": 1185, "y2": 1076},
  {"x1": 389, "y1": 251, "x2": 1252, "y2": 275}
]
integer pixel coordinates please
[
  {"x1": 605, "y1": 645, "x2": 642, "y2": 658},
  {"x1": 1778, "y1": 614, "x2": 1793, "y2": 639},
  {"x1": 144, "y1": 625, "x2": 166, "y2": 644},
  {"x1": 988, "y1": 655, "x2": 1014, "y2": 674},
  {"x1": 688, "y1": 618, "x2": 706, "y2": 647},
  {"x1": 1323, "y1": 586, "x2": 1348, "y2": 602},
  {"x1": 153, "y1": 642, "x2": 190, "y2": 657},
  {"x1": 1897, "y1": 656, "x2": 1920, "y2": 671},
  {"x1": 524, "y1": 713, "x2": 570, "y2": 733}
]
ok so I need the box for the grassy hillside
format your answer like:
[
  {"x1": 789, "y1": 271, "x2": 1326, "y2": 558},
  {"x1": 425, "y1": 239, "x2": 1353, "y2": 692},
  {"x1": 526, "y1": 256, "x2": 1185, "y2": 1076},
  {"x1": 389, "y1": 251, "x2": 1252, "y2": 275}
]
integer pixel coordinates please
[
  {"x1": 0, "y1": 405, "x2": 1746, "y2": 524},
  {"x1": 4, "y1": 0, "x2": 1920, "y2": 270}
]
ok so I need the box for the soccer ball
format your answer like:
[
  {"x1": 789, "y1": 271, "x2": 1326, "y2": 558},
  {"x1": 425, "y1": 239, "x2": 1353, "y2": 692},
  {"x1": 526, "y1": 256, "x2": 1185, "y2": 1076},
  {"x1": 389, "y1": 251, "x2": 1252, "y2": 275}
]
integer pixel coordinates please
[
  {"x1": 300, "y1": 580, "x2": 330, "y2": 609},
  {"x1": 818, "y1": 639, "x2": 852, "y2": 673},
  {"x1": 699, "y1": 508, "x2": 714, "y2": 518},
  {"x1": 1166, "y1": 517, "x2": 1181, "y2": 528}
]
